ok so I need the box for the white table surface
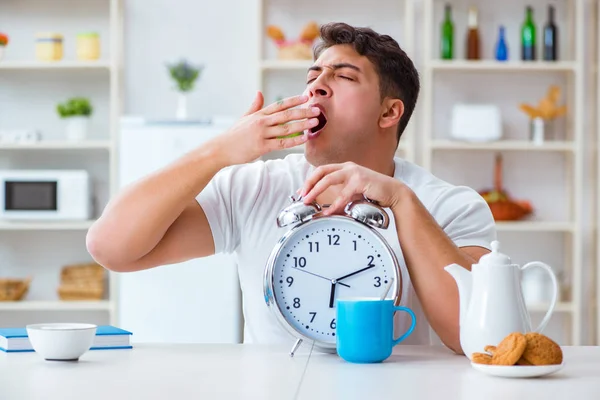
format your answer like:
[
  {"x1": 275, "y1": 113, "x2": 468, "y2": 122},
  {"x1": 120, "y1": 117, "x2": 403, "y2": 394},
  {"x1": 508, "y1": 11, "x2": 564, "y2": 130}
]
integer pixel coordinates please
[{"x1": 1, "y1": 344, "x2": 599, "y2": 400}]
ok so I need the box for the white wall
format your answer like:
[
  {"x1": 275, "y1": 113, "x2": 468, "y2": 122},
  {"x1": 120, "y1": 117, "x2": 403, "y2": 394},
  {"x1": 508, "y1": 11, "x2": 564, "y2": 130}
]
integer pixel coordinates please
[
  {"x1": 121, "y1": 0, "x2": 597, "y2": 344},
  {"x1": 123, "y1": 0, "x2": 260, "y2": 120}
]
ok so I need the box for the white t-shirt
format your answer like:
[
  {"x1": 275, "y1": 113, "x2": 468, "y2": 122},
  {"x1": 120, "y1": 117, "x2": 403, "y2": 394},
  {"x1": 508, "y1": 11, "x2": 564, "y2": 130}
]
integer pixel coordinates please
[{"x1": 196, "y1": 154, "x2": 496, "y2": 347}]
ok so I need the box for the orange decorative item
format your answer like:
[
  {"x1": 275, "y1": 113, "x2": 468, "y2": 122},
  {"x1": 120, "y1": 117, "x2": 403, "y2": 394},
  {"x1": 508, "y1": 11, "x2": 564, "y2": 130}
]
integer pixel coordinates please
[
  {"x1": 266, "y1": 22, "x2": 320, "y2": 60},
  {"x1": 479, "y1": 154, "x2": 533, "y2": 221},
  {"x1": 0, "y1": 277, "x2": 31, "y2": 301},
  {"x1": 0, "y1": 32, "x2": 8, "y2": 61},
  {"x1": 519, "y1": 85, "x2": 567, "y2": 120}
]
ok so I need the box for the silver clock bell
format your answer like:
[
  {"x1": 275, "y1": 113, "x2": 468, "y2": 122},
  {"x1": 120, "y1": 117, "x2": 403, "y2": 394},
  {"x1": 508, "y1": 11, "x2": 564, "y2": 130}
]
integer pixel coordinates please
[{"x1": 277, "y1": 194, "x2": 390, "y2": 230}]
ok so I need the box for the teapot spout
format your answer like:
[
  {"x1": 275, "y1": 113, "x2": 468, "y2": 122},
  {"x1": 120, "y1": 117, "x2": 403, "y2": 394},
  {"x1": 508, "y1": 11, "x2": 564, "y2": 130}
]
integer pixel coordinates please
[{"x1": 444, "y1": 263, "x2": 472, "y2": 328}]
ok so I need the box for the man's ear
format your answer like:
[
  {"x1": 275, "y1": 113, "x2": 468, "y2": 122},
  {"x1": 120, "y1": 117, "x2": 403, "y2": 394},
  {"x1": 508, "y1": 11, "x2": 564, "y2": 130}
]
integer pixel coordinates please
[{"x1": 379, "y1": 98, "x2": 404, "y2": 129}]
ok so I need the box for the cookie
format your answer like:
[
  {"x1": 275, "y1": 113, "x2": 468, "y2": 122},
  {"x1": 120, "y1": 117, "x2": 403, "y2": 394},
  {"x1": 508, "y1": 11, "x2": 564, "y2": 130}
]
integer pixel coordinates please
[
  {"x1": 472, "y1": 352, "x2": 492, "y2": 365},
  {"x1": 516, "y1": 356, "x2": 533, "y2": 366},
  {"x1": 484, "y1": 345, "x2": 496, "y2": 355},
  {"x1": 491, "y1": 332, "x2": 527, "y2": 366},
  {"x1": 521, "y1": 332, "x2": 563, "y2": 366}
]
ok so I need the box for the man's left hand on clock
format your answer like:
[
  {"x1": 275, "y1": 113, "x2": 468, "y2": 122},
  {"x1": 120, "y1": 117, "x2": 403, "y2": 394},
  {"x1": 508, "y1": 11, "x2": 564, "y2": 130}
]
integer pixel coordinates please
[{"x1": 299, "y1": 162, "x2": 407, "y2": 215}]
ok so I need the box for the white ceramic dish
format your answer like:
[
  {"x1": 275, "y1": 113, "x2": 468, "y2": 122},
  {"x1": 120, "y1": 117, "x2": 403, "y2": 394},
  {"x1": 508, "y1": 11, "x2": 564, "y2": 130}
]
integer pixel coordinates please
[
  {"x1": 471, "y1": 362, "x2": 565, "y2": 378},
  {"x1": 26, "y1": 323, "x2": 97, "y2": 361}
]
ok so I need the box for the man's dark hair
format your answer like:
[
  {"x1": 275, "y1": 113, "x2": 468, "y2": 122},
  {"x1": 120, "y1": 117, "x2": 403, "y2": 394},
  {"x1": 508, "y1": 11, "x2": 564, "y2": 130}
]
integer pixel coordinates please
[{"x1": 313, "y1": 22, "x2": 420, "y2": 144}]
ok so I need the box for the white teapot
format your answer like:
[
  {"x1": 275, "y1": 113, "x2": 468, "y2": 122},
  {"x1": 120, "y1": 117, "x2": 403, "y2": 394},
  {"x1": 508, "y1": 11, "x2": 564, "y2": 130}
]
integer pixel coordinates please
[{"x1": 444, "y1": 240, "x2": 558, "y2": 360}]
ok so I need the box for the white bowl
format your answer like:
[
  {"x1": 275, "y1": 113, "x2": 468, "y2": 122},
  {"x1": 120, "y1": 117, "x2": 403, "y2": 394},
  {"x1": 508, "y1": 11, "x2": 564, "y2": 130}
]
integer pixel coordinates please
[{"x1": 26, "y1": 323, "x2": 97, "y2": 361}]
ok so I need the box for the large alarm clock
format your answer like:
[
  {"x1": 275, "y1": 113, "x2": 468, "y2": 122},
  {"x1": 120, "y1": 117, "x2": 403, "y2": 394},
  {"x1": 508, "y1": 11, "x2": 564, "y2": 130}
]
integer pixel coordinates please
[{"x1": 263, "y1": 194, "x2": 405, "y2": 355}]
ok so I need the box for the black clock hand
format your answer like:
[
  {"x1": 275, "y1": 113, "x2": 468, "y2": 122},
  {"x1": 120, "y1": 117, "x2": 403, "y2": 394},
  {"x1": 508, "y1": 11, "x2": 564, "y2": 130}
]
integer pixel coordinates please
[
  {"x1": 336, "y1": 265, "x2": 376, "y2": 282},
  {"x1": 329, "y1": 282, "x2": 336, "y2": 308},
  {"x1": 293, "y1": 268, "x2": 350, "y2": 288}
]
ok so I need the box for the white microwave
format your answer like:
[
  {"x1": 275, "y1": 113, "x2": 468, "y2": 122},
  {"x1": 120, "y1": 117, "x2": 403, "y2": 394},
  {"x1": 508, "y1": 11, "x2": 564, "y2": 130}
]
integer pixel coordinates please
[{"x1": 0, "y1": 170, "x2": 92, "y2": 220}]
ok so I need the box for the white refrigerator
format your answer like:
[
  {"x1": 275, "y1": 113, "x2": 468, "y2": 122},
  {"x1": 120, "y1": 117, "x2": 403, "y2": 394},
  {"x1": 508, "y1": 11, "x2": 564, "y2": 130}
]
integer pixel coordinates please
[{"x1": 117, "y1": 117, "x2": 243, "y2": 344}]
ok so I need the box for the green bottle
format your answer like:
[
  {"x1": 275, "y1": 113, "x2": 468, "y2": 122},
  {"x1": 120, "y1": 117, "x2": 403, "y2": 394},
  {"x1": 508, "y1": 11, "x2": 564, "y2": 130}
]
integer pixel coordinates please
[
  {"x1": 440, "y1": 4, "x2": 454, "y2": 59},
  {"x1": 521, "y1": 6, "x2": 536, "y2": 61}
]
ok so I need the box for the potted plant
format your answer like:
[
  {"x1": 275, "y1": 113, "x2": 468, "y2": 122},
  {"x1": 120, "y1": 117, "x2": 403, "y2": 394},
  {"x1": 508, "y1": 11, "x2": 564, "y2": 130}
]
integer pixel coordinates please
[
  {"x1": 56, "y1": 97, "x2": 93, "y2": 141},
  {"x1": 0, "y1": 33, "x2": 8, "y2": 61},
  {"x1": 166, "y1": 59, "x2": 203, "y2": 119}
]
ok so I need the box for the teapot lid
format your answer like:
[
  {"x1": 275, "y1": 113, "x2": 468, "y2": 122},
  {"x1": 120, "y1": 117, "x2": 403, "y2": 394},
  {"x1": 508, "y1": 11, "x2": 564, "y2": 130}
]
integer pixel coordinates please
[{"x1": 478, "y1": 240, "x2": 512, "y2": 266}]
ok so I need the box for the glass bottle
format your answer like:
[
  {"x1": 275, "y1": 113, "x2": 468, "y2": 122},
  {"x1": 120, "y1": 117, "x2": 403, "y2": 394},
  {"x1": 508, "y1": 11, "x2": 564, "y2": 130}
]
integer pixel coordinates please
[
  {"x1": 495, "y1": 26, "x2": 508, "y2": 61},
  {"x1": 440, "y1": 4, "x2": 454, "y2": 60},
  {"x1": 543, "y1": 5, "x2": 558, "y2": 61},
  {"x1": 521, "y1": 6, "x2": 536, "y2": 61},
  {"x1": 466, "y1": 6, "x2": 480, "y2": 60}
]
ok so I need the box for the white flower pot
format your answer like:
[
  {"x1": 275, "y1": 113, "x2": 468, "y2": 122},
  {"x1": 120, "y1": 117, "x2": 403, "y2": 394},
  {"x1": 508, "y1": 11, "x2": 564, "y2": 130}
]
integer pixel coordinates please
[
  {"x1": 65, "y1": 116, "x2": 90, "y2": 141},
  {"x1": 176, "y1": 93, "x2": 188, "y2": 120},
  {"x1": 0, "y1": 46, "x2": 5, "y2": 61}
]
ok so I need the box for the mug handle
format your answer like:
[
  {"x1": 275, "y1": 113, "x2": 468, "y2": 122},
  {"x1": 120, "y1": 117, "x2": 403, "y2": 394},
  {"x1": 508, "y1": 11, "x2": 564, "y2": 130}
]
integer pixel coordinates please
[
  {"x1": 392, "y1": 306, "x2": 416, "y2": 346},
  {"x1": 520, "y1": 261, "x2": 559, "y2": 333}
]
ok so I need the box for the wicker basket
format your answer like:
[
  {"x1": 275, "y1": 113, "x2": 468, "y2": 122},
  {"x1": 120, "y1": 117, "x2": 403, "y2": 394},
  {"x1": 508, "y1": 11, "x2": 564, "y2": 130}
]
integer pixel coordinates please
[
  {"x1": 60, "y1": 262, "x2": 105, "y2": 282},
  {"x1": 480, "y1": 154, "x2": 534, "y2": 221},
  {"x1": 0, "y1": 277, "x2": 32, "y2": 301},
  {"x1": 58, "y1": 262, "x2": 105, "y2": 301},
  {"x1": 58, "y1": 282, "x2": 104, "y2": 300},
  {"x1": 488, "y1": 200, "x2": 533, "y2": 221}
]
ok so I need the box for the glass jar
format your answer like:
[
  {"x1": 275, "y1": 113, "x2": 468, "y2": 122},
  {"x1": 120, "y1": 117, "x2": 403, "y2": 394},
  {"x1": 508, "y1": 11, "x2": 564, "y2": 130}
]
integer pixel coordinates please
[
  {"x1": 76, "y1": 32, "x2": 100, "y2": 60},
  {"x1": 35, "y1": 32, "x2": 63, "y2": 61}
]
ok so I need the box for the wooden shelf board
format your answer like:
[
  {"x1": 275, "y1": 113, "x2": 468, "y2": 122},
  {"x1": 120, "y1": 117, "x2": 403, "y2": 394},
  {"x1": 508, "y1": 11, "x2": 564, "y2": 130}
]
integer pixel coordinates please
[
  {"x1": 429, "y1": 60, "x2": 577, "y2": 72},
  {"x1": 431, "y1": 140, "x2": 575, "y2": 152},
  {"x1": 495, "y1": 221, "x2": 575, "y2": 232},
  {"x1": 0, "y1": 140, "x2": 112, "y2": 150},
  {"x1": 0, "y1": 300, "x2": 111, "y2": 311},
  {"x1": 528, "y1": 302, "x2": 573, "y2": 313},
  {"x1": 261, "y1": 60, "x2": 313, "y2": 71},
  {"x1": 0, "y1": 220, "x2": 95, "y2": 230},
  {"x1": 0, "y1": 60, "x2": 111, "y2": 70}
]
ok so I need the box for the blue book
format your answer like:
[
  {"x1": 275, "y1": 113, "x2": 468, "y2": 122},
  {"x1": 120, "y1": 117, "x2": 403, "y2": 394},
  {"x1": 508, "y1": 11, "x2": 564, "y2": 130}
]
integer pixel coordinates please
[{"x1": 0, "y1": 325, "x2": 133, "y2": 353}]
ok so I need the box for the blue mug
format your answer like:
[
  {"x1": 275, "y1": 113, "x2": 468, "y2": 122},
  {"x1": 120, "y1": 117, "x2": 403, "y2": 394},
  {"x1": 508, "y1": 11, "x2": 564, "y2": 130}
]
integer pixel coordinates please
[{"x1": 336, "y1": 298, "x2": 416, "y2": 363}]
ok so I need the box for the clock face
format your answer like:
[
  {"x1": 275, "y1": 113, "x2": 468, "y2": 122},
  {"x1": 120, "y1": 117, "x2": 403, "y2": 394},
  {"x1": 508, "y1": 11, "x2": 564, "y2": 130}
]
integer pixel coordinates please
[{"x1": 269, "y1": 216, "x2": 400, "y2": 345}]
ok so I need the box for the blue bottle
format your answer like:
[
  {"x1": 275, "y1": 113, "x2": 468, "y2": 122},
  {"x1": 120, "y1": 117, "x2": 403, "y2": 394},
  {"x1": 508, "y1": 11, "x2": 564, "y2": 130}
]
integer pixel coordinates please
[{"x1": 495, "y1": 25, "x2": 508, "y2": 61}]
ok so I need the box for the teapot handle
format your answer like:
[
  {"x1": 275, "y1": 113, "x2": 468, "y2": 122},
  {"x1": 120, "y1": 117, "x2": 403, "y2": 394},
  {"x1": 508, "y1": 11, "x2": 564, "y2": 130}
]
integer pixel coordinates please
[{"x1": 520, "y1": 261, "x2": 559, "y2": 333}]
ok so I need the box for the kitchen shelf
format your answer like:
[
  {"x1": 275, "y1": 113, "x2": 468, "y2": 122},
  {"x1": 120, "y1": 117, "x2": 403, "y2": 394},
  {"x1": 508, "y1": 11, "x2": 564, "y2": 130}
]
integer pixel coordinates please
[
  {"x1": 495, "y1": 221, "x2": 575, "y2": 233},
  {"x1": 0, "y1": 60, "x2": 112, "y2": 70},
  {"x1": 0, "y1": 0, "x2": 123, "y2": 328},
  {"x1": 0, "y1": 220, "x2": 96, "y2": 231},
  {"x1": 429, "y1": 60, "x2": 578, "y2": 73},
  {"x1": 422, "y1": 0, "x2": 586, "y2": 346},
  {"x1": 0, "y1": 140, "x2": 112, "y2": 150},
  {"x1": 0, "y1": 300, "x2": 111, "y2": 311},
  {"x1": 430, "y1": 140, "x2": 576, "y2": 152}
]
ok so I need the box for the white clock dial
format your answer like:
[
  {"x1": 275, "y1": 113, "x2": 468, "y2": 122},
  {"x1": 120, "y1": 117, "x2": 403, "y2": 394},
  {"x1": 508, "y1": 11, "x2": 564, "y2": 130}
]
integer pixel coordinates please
[{"x1": 270, "y1": 216, "x2": 399, "y2": 345}]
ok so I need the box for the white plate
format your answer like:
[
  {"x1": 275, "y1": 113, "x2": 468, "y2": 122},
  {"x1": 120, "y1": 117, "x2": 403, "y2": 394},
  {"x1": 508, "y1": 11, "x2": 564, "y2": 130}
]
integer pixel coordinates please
[{"x1": 471, "y1": 362, "x2": 565, "y2": 378}]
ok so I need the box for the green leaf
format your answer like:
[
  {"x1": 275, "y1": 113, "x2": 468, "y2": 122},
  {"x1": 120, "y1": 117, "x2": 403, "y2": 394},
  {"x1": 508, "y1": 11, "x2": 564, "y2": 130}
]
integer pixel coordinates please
[
  {"x1": 166, "y1": 59, "x2": 203, "y2": 93},
  {"x1": 56, "y1": 97, "x2": 93, "y2": 118}
]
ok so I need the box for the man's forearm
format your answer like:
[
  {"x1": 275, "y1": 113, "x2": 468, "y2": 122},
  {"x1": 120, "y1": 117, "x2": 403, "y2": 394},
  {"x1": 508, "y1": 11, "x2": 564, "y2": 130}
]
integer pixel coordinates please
[
  {"x1": 391, "y1": 185, "x2": 477, "y2": 354},
  {"x1": 87, "y1": 139, "x2": 228, "y2": 267}
]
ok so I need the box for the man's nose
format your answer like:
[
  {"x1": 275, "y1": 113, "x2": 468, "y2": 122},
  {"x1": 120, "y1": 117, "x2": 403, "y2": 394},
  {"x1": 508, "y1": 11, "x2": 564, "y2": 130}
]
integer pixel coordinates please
[{"x1": 308, "y1": 77, "x2": 331, "y2": 98}]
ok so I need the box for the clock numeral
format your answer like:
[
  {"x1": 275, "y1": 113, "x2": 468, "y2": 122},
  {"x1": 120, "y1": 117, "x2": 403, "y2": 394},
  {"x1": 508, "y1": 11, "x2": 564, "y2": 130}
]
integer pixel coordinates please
[
  {"x1": 330, "y1": 319, "x2": 336, "y2": 329},
  {"x1": 353, "y1": 240, "x2": 357, "y2": 251},
  {"x1": 293, "y1": 257, "x2": 307, "y2": 268},
  {"x1": 308, "y1": 242, "x2": 320, "y2": 253},
  {"x1": 309, "y1": 312, "x2": 317, "y2": 323},
  {"x1": 367, "y1": 255, "x2": 375, "y2": 268},
  {"x1": 293, "y1": 298, "x2": 301, "y2": 308},
  {"x1": 374, "y1": 276, "x2": 381, "y2": 287},
  {"x1": 286, "y1": 276, "x2": 294, "y2": 287},
  {"x1": 328, "y1": 234, "x2": 340, "y2": 246}
]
